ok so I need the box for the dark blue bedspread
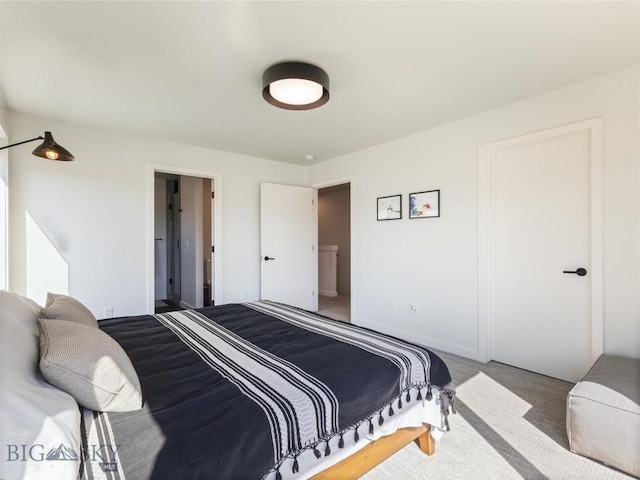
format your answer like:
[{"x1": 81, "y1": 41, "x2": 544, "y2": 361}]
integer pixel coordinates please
[{"x1": 80, "y1": 302, "x2": 454, "y2": 480}]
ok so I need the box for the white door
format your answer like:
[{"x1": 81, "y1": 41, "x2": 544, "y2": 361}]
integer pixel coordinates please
[
  {"x1": 481, "y1": 121, "x2": 602, "y2": 383},
  {"x1": 260, "y1": 183, "x2": 317, "y2": 311}
]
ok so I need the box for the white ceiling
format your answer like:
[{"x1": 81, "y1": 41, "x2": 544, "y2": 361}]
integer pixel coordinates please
[{"x1": 1, "y1": 1, "x2": 638, "y2": 165}]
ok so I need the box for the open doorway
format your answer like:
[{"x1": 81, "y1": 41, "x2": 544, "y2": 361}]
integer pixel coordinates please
[
  {"x1": 317, "y1": 183, "x2": 351, "y2": 322},
  {"x1": 154, "y1": 172, "x2": 215, "y2": 313}
]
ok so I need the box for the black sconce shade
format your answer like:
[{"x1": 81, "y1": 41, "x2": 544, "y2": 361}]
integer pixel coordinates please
[
  {"x1": 0, "y1": 131, "x2": 74, "y2": 161},
  {"x1": 32, "y1": 132, "x2": 74, "y2": 161}
]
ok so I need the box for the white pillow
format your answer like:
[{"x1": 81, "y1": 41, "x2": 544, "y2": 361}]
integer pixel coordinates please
[
  {"x1": 39, "y1": 318, "x2": 143, "y2": 412},
  {"x1": 0, "y1": 290, "x2": 81, "y2": 480}
]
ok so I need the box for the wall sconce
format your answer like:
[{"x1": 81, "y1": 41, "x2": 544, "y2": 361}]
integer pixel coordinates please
[{"x1": 0, "y1": 131, "x2": 75, "y2": 161}]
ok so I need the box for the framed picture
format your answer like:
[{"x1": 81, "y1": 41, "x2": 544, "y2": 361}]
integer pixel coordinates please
[
  {"x1": 409, "y1": 190, "x2": 440, "y2": 218},
  {"x1": 377, "y1": 194, "x2": 402, "y2": 221}
]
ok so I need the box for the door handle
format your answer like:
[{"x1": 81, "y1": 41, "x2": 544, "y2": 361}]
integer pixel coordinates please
[
  {"x1": 264, "y1": 256, "x2": 276, "y2": 261},
  {"x1": 563, "y1": 268, "x2": 587, "y2": 276}
]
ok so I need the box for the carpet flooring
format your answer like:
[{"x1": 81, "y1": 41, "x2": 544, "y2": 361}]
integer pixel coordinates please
[
  {"x1": 362, "y1": 350, "x2": 634, "y2": 480},
  {"x1": 154, "y1": 299, "x2": 183, "y2": 314},
  {"x1": 318, "y1": 294, "x2": 351, "y2": 322}
]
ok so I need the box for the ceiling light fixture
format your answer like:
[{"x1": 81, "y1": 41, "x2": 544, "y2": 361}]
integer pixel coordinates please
[
  {"x1": 0, "y1": 131, "x2": 75, "y2": 161},
  {"x1": 263, "y1": 62, "x2": 330, "y2": 110}
]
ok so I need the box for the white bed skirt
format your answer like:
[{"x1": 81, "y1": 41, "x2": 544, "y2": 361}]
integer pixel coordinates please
[{"x1": 267, "y1": 390, "x2": 448, "y2": 480}]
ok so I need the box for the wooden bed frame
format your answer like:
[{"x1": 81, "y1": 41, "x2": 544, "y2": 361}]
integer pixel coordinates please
[{"x1": 311, "y1": 423, "x2": 435, "y2": 479}]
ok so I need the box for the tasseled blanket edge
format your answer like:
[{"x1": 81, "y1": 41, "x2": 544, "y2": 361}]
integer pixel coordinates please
[{"x1": 265, "y1": 382, "x2": 457, "y2": 480}]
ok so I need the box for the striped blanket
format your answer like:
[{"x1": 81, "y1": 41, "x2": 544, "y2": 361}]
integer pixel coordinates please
[{"x1": 80, "y1": 301, "x2": 455, "y2": 480}]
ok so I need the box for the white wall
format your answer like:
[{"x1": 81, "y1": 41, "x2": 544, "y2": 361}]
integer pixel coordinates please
[
  {"x1": 310, "y1": 66, "x2": 640, "y2": 359},
  {"x1": 1, "y1": 8, "x2": 9, "y2": 289},
  {"x1": 1, "y1": 24, "x2": 9, "y2": 290},
  {"x1": 7, "y1": 111, "x2": 308, "y2": 317},
  {"x1": 5, "y1": 66, "x2": 639, "y2": 359}
]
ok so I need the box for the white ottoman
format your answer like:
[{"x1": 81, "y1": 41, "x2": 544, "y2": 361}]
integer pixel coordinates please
[{"x1": 566, "y1": 355, "x2": 640, "y2": 477}]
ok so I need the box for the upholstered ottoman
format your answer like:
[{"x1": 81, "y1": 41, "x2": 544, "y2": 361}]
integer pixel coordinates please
[{"x1": 566, "y1": 355, "x2": 640, "y2": 477}]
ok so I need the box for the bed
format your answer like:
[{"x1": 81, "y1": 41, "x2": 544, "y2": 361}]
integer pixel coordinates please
[{"x1": 1, "y1": 291, "x2": 455, "y2": 480}]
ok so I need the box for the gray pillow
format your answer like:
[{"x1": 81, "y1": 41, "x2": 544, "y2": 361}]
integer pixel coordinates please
[
  {"x1": 1, "y1": 291, "x2": 82, "y2": 480},
  {"x1": 38, "y1": 318, "x2": 143, "y2": 412},
  {"x1": 41, "y1": 292, "x2": 98, "y2": 328}
]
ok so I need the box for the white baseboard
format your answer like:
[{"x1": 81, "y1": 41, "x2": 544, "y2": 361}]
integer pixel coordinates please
[
  {"x1": 319, "y1": 290, "x2": 338, "y2": 297},
  {"x1": 180, "y1": 300, "x2": 195, "y2": 309},
  {"x1": 354, "y1": 317, "x2": 484, "y2": 362}
]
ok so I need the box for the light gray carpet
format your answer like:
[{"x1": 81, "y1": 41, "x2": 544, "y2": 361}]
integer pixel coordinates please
[
  {"x1": 362, "y1": 350, "x2": 635, "y2": 480},
  {"x1": 318, "y1": 295, "x2": 351, "y2": 322}
]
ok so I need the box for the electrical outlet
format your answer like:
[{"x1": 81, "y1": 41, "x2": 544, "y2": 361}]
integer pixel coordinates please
[
  {"x1": 392, "y1": 299, "x2": 398, "y2": 309},
  {"x1": 240, "y1": 291, "x2": 247, "y2": 301},
  {"x1": 409, "y1": 303, "x2": 419, "y2": 314},
  {"x1": 103, "y1": 307, "x2": 113, "y2": 318}
]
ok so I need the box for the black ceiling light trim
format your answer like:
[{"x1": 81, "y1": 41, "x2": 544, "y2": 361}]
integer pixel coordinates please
[{"x1": 262, "y1": 61, "x2": 330, "y2": 111}]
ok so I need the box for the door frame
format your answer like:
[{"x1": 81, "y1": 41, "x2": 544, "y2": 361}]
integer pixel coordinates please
[
  {"x1": 147, "y1": 164, "x2": 222, "y2": 314},
  {"x1": 0, "y1": 124, "x2": 8, "y2": 290},
  {"x1": 477, "y1": 119, "x2": 603, "y2": 364},
  {"x1": 312, "y1": 176, "x2": 355, "y2": 322}
]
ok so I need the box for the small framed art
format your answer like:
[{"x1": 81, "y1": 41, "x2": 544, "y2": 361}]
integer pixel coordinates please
[
  {"x1": 377, "y1": 194, "x2": 402, "y2": 221},
  {"x1": 409, "y1": 190, "x2": 440, "y2": 218}
]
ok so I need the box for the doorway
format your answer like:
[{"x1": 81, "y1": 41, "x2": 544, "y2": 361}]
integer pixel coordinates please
[
  {"x1": 154, "y1": 173, "x2": 180, "y2": 312},
  {"x1": 317, "y1": 183, "x2": 351, "y2": 322},
  {"x1": 153, "y1": 171, "x2": 216, "y2": 313},
  {"x1": 478, "y1": 119, "x2": 603, "y2": 382}
]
